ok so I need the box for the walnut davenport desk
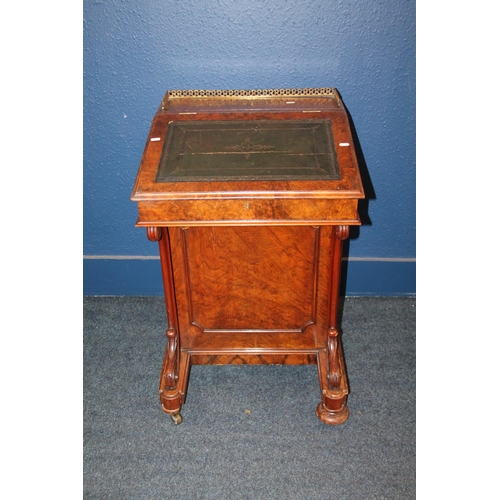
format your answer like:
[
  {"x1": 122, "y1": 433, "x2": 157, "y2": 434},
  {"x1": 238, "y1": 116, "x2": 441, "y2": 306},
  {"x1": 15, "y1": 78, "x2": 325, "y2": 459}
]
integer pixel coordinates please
[{"x1": 131, "y1": 88, "x2": 364, "y2": 425}]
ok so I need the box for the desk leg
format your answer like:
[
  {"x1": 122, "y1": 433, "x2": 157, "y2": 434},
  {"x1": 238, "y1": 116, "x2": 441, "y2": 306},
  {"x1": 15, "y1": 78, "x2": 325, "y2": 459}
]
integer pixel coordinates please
[
  {"x1": 147, "y1": 227, "x2": 184, "y2": 424},
  {"x1": 316, "y1": 225, "x2": 350, "y2": 425},
  {"x1": 159, "y1": 349, "x2": 190, "y2": 424}
]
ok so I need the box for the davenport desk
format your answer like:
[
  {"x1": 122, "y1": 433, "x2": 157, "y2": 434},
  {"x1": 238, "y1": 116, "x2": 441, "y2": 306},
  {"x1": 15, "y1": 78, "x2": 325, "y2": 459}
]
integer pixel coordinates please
[{"x1": 131, "y1": 88, "x2": 364, "y2": 425}]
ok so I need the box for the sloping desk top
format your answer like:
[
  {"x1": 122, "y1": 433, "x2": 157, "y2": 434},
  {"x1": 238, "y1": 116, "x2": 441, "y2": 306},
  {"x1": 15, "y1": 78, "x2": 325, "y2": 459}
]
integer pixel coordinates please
[{"x1": 131, "y1": 88, "x2": 364, "y2": 226}]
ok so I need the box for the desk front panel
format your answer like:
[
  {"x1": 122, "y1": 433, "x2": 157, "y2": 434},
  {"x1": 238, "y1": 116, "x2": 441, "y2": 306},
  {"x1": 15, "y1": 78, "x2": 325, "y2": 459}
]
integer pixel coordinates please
[{"x1": 168, "y1": 224, "x2": 335, "y2": 352}]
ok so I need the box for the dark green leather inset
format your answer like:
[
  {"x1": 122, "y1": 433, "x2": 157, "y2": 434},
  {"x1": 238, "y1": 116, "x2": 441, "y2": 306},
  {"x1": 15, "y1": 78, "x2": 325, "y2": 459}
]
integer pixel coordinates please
[{"x1": 155, "y1": 119, "x2": 339, "y2": 182}]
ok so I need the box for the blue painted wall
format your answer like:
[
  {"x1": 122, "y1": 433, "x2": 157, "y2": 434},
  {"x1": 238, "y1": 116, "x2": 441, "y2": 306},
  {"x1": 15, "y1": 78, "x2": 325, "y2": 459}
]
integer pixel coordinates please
[{"x1": 83, "y1": 0, "x2": 415, "y2": 296}]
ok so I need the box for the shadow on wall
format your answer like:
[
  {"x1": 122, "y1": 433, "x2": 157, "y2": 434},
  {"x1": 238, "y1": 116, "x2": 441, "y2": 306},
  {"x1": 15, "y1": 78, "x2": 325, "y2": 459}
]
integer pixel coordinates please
[
  {"x1": 337, "y1": 89, "x2": 375, "y2": 239},
  {"x1": 335, "y1": 91, "x2": 376, "y2": 298}
]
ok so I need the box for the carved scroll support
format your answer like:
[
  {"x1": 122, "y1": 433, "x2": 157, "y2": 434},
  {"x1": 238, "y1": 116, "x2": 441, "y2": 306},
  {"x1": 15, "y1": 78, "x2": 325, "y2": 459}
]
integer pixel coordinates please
[
  {"x1": 146, "y1": 227, "x2": 180, "y2": 391},
  {"x1": 326, "y1": 225, "x2": 349, "y2": 389},
  {"x1": 163, "y1": 327, "x2": 179, "y2": 389},
  {"x1": 146, "y1": 226, "x2": 162, "y2": 242},
  {"x1": 316, "y1": 225, "x2": 350, "y2": 426},
  {"x1": 327, "y1": 328, "x2": 341, "y2": 388}
]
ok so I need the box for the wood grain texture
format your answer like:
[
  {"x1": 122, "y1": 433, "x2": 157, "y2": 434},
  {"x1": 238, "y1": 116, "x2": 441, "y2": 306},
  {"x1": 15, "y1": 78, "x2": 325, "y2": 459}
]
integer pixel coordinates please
[
  {"x1": 183, "y1": 226, "x2": 319, "y2": 331},
  {"x1": 190, "y1": 352, "x2": 317, "y2": 365},
  {"x1": 136, "y1": 198, "x2": 360, "y2": 226},
  {"x1": 169, "y1": 225, "x2": 334, "y2": 350}
]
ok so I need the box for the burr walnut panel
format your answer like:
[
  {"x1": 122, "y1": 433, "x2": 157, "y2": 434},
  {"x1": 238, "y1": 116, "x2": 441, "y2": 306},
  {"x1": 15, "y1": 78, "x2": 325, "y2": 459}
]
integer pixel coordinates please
[{"x1": 180, "y1": 226, "x2": 319, "y2": 332}]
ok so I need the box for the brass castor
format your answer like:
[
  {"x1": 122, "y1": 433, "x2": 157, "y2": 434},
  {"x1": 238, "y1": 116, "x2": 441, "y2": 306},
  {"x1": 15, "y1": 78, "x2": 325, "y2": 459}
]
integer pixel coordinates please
[{"x1": 170, "y1": 413, "x2": 182, "y2": 425}]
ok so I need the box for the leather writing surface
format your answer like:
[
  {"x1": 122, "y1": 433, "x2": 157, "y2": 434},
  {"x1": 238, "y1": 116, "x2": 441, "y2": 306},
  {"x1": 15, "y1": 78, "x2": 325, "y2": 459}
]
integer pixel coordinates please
[{"x1": 155, "y1": 119, "x2": 340, "y2": 182}]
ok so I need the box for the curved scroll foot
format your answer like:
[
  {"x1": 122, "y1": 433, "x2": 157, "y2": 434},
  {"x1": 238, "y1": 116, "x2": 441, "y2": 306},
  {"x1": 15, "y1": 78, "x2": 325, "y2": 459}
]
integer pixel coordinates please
[
  {"x1": 159, "y1": 351, "x2": 190, "y2": 424},
  {"x1": 316, "y1": 402, "x2": 349, "y2": 426}
]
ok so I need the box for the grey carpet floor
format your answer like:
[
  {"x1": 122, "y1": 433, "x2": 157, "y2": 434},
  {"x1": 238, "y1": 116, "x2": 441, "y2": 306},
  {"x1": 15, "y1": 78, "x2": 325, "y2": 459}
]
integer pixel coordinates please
[{"x1": 84, "y1": 296, "x2": 415, "y2": 499}]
